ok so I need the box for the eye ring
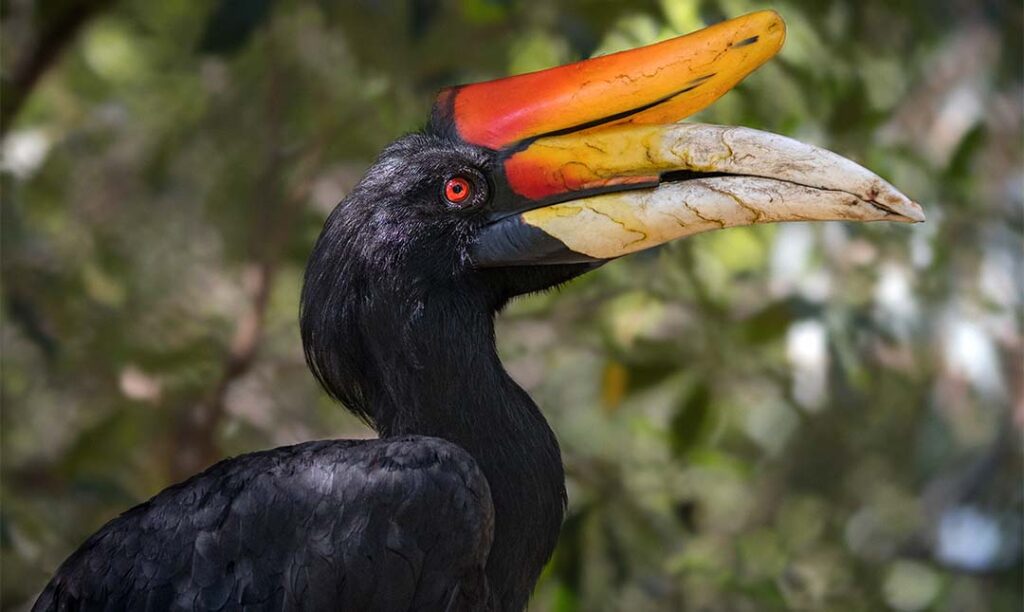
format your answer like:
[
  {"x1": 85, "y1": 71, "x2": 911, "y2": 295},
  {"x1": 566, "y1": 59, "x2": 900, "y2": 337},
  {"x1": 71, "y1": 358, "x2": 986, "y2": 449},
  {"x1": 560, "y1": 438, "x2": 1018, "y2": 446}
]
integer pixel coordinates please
[{"x1": 443, "y1": 176, "x2": 473, "y2": 206}]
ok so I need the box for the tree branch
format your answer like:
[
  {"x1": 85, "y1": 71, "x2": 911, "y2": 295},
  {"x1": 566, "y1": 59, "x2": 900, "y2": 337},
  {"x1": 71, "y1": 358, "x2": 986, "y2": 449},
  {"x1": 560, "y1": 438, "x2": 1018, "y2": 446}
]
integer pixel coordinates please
[{"x1": 2, "y1": 0, "x2": 114, "y2": 135}]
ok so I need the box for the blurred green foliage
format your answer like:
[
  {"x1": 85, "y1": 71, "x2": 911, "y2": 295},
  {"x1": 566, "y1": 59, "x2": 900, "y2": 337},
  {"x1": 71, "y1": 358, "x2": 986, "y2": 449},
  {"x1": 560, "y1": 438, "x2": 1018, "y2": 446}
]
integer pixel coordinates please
[{"x1": 2, "y1": 0, "x2": 1022, "y2": 610}]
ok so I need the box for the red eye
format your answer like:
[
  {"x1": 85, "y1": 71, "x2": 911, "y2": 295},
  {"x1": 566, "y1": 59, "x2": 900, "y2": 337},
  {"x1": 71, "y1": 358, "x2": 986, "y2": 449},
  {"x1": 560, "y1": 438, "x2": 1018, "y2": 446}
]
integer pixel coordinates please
[{"x1": 444, "y1": 176, "x2": 472, "y2": 205}]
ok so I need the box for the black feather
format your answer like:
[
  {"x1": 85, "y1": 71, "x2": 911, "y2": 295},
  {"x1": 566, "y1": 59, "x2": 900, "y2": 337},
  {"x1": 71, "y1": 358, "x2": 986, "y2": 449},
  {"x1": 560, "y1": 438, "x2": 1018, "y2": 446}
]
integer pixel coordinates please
[
  {"x1": 38, "y1": 131, "x2": 588, "y2": 611},
  {"x1": 35, "y1": 439, "x2": 493, "y2": 611}
]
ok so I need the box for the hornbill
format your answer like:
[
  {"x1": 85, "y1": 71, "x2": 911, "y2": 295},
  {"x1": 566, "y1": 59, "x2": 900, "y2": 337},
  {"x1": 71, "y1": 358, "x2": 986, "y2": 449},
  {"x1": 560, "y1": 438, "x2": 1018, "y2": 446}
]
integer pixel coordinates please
[{"x1": 34, "y1": 11, "x2": 923, "y2": 612}]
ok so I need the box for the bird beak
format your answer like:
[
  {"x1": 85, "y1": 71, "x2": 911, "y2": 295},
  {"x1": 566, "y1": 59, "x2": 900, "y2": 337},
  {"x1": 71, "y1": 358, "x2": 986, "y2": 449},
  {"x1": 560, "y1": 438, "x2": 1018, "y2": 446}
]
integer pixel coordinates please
[{"x1": 431, "y1": 10, "x2": 925, "y2": 267}]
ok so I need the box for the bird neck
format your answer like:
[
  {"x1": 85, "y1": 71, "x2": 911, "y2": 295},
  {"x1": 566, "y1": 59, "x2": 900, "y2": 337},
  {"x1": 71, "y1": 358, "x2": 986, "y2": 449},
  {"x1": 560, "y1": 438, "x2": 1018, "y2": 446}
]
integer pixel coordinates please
[{"x1": 368, "y1": 282, "x2": 566, "y2": 609}]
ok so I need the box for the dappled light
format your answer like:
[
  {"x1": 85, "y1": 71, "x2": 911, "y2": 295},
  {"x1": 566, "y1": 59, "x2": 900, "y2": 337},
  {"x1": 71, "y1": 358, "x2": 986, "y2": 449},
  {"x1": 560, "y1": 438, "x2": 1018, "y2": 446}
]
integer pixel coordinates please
[{"x1": 2, "y1": 0, "x2": 1021, "y2": 610}]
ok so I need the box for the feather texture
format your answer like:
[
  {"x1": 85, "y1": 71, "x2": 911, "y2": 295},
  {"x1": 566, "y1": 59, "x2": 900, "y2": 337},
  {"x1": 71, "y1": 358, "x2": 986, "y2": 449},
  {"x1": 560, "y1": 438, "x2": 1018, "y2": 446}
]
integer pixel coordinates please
[{"x1": 34, "y1": 437, "x2": 493, "y2": 612}]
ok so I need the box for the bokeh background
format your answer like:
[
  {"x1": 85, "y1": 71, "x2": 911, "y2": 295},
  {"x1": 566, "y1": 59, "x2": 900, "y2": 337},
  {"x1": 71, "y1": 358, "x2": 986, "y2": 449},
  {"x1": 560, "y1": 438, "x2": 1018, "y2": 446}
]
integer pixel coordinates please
[{"x1": 2, "y1": 0, "x2": 1022, "y2": 609}]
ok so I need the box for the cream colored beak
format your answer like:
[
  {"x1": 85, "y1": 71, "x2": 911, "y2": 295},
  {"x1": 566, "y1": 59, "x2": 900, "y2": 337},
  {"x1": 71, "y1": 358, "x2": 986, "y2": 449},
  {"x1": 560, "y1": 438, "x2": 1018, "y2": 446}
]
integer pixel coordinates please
[{"x1": 472, "y1": 123, "x2": 924, "y2": 266}]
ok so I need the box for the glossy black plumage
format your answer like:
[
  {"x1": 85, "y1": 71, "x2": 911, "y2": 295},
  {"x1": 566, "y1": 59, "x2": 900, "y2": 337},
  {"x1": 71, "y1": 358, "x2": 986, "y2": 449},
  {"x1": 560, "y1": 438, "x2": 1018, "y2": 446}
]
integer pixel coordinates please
[
  {"x1": 36, "y1": 133, "x2": 594, "y2": 611},
  {"x1": 34, "y1": 438, "x2": 493, "y2": 611}
]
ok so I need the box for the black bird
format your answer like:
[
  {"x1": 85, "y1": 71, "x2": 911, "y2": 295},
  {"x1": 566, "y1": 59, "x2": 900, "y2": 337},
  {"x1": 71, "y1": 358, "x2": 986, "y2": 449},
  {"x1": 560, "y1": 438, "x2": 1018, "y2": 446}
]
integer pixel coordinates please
[{"x1": 34, "y1": 11, "x2": 923, "y2": 612}]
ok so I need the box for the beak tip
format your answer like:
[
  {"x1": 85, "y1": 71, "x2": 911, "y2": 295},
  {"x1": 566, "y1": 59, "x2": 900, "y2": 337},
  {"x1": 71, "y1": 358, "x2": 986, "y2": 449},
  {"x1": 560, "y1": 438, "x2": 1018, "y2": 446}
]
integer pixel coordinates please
[
  {"x1": 897, "y1": 199, "x2": 926, "y2": 223},
  {"x1": 877, "y1": 187, "x2": 925, "y2": 223}
]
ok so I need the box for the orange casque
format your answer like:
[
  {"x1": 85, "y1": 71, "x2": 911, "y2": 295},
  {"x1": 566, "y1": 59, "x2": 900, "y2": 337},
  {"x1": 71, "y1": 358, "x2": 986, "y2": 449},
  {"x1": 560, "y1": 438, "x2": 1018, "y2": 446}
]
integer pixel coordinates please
[{"x1": 432, "y1": 11, "x2": 785, "y2": 201}]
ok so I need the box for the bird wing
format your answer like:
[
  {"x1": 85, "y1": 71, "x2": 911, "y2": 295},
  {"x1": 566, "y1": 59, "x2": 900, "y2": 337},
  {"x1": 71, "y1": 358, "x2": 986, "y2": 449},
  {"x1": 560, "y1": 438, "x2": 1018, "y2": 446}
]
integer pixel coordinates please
[{"x1": 33, "y1": 436, "x2": 494, "y2": 612}]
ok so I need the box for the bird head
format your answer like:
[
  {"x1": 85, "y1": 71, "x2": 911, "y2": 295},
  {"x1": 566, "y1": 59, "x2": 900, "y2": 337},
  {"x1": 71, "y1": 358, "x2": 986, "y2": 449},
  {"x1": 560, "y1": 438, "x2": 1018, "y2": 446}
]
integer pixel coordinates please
[{"x1": 301, "y1": 11, "x2": 923, "y2": 423}]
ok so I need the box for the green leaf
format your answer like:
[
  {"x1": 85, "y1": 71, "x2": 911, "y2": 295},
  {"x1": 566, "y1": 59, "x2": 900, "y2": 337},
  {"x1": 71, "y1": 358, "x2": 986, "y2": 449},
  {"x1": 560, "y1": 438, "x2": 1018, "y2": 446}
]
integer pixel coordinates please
[{"x1": 669, "y1": 381, "x2": 712, "y2": 459}]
